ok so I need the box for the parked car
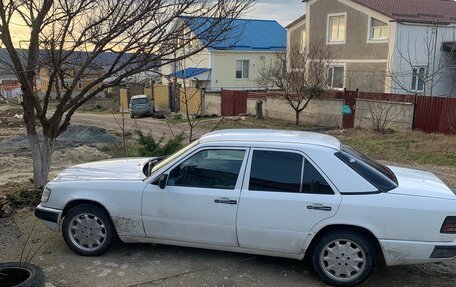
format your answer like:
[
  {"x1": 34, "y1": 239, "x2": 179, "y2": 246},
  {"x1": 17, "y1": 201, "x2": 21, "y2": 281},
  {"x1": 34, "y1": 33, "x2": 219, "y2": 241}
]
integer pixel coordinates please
[
  {"x1": 129, "y1": 95, "x2": 153, "y2": 118},
  {"x1": 35, "y1": 129, "x2": 456, "y2": 286}
]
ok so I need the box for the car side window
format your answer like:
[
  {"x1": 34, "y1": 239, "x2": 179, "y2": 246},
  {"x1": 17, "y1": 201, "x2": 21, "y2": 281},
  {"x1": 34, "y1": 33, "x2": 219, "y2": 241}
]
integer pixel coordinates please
[
  {"x1": 249, "y1": 150, "x2": 303, "y2": 193},
  {"x1": 167, "y1": 149, "x2": 246, "y2": 190},
  {"x1": 302, "y1": 160, "x2": 334, "y2": 194}
]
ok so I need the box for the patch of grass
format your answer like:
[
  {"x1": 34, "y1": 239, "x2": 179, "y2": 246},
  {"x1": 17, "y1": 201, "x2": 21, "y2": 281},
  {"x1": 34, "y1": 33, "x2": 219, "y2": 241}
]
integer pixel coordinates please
[{"x1": 332, "y1": 129, "x2": 456, "y2": 168}]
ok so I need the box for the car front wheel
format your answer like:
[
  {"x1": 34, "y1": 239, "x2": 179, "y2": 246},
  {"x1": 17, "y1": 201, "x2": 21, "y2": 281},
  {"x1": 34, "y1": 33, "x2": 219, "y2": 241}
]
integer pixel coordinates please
[
  {"x1": 311, "y1": 231, "x2": 375, "y2": 287},
  {"x1": 62, "y1": 204, "x2": 115, "y2": 256}
]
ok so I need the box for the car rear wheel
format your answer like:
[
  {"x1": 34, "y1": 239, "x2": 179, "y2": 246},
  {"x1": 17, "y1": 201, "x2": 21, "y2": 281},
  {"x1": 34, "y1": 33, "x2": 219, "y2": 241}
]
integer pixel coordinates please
[
  {"x1": 62, "y1": 204, "x2": 115, "y2": 256},
  {"x1": 311, "y1": 231, "x2": 375, "y2": 287}
]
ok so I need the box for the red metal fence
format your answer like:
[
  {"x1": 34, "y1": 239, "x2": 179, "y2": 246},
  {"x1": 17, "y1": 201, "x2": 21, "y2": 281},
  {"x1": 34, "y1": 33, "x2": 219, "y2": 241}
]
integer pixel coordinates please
[
  {"x1": 413, "y1": 96, "x2": 456, "y2": 134},
  {"x1": 221, "y1": 90, "x2": 248, "y2": 116}
]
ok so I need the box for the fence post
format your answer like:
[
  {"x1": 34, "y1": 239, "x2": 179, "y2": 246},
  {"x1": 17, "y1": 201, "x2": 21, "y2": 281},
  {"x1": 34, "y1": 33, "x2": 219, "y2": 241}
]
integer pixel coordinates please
[{"x1": 411, "y1": 94, "x2": 418, "y2": 131}]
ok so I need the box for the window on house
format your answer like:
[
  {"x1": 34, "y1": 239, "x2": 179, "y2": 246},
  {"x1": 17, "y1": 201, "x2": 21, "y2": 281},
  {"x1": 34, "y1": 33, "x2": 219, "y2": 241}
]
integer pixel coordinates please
[
  {"x1": 328, "y1": 14, "x2": 346, "y2": 43},
  {"x1": 236, "y1": 60, "x2": 250, "y2": 79},
  {"x1": 300, "y1": 30, "x2": 307, "y2": 51},
  {"x1": 411, "y1": 67, "x2": 426, "y2": 92},
  {"x1": 370, "y1": 18, "x2": 388, "y2": 40},
  {"x1": 327, "y1": 66, "x2": 344, "y2": 89}
]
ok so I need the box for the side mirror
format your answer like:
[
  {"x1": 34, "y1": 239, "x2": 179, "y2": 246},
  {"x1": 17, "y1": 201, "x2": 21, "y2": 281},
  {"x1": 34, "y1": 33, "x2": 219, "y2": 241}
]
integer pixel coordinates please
[{"x1": 158, "y1": 174, "x2": 168, "y2": 189}]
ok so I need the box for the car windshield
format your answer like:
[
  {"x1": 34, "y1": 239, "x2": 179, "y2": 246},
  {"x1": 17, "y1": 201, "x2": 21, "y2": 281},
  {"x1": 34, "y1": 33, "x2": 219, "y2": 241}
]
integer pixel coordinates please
[
  {"x1": 132, "y1": 98, "x2": 149, "y2": 105},
  {"x1": 148, "y1": 140, "x2": 200, "y2": 177},
  {"x1": 335, "y1": 144, "x2": 398, "y2": 192}
]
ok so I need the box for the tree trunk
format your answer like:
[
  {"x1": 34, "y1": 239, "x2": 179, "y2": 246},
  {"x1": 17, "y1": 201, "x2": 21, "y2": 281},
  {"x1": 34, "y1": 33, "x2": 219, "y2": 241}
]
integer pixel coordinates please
[
  {"x1": 29, "y1": 134, "x2": 54, "y2": 190},
  {"x1": 295, "y1": 110, "x2": 300, "y2": 127},
  {"x1": 255, "y1": 100, "x2": 264, "y2": 120}
]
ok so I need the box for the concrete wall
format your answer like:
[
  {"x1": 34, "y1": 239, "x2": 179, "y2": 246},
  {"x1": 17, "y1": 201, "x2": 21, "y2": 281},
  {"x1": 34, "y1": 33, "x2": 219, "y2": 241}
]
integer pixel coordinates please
[
  {"x1": 247, "y1": 96, "x2": 344, "y2": 128},
  {"x1": 345, "y1": 62, "x2": 387, "y2": 93},
  {"x1": 355, "y1": 99, "x2": 414, "y2": 131},
  {"x1": 204, "y1": 91, "x2": 221, "y2": 115}
]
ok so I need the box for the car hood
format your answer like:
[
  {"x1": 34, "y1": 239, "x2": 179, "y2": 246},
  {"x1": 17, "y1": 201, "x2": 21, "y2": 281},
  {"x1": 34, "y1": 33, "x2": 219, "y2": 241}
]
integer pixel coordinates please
[
  {"x1": 388, "y1": 166, "x2": 455, "y2": 200},
  {"x1": 54, "y1": 157, "x2": 153, "y2": 181}
]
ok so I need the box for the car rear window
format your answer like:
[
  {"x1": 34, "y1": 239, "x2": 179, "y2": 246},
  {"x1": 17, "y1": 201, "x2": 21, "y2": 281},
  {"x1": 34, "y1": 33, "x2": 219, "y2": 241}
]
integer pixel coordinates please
[
  {"x1": 335, "y1": 145, "x2": 398, "y2": 192},
  {"x1": 132, "y1": 98, "x2": 149, "y2": 104}
]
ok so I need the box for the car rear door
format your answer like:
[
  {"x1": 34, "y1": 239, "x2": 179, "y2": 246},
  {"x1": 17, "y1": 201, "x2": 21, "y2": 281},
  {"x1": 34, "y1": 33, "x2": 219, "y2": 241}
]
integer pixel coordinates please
[
  {"x1": 142, "y1": 147, "x2": 249, "y2": 246},
  {"x1": 236, "y1": 148, "x2": 342, "y2": 254}
]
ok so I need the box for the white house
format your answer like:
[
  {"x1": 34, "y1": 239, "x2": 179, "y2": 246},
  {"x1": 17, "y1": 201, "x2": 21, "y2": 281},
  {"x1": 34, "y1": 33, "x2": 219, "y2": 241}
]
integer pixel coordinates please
[{"x1": 162, "y1": 17, "x2": 287, "y2": 91}]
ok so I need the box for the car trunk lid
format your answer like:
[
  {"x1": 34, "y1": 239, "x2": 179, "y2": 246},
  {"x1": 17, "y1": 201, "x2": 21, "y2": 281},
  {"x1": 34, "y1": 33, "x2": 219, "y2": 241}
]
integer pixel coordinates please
[{"x1": 388, "y1": 166, "x2": 455, "y2": 200}]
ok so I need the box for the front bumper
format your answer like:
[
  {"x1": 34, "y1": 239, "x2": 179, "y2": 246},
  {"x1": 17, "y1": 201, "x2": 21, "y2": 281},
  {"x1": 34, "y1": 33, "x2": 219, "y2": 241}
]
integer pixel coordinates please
[
  {"x1": 380, "y1": 239, "x2": 456, "y2": 266},
  {"x1": 35, "y1": 204, "x2": 62, "y2": 232}
]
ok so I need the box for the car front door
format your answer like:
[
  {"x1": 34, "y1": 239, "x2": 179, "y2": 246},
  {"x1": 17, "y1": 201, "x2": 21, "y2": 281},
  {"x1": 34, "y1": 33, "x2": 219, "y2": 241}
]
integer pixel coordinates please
[
  {"x1": 236, "y1": 148, "x2": 342, "y2": 254},
  {"x1": 142, "y1": 147, "x2": 249, "y2": 246}
]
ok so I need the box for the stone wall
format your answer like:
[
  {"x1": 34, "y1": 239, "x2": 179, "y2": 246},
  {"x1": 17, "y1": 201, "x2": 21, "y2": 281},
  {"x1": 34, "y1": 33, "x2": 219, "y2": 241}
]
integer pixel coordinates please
[{"x1": 355, "y1": 99, "x2": 414, "y2": 131}]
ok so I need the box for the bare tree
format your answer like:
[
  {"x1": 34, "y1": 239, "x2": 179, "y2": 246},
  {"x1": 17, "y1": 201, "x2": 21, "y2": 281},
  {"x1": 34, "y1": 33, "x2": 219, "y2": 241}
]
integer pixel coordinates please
[
  {"x1": 0, "y1": 0, "x2": 254, "y2": 189},
  {"x1": 257, "y1": 42, "x2": 333, "y2": 126},
  {"x1": 366, "y1": 100, "x2": 404, "y2": 133},
  {"x1": 388, "y1": 24, "x2": 456, "y2": 96}
]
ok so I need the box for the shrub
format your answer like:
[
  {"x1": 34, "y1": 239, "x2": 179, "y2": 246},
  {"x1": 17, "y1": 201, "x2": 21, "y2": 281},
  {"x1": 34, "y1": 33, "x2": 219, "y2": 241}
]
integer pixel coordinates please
[{"x1": 135, "y1": 130, "x2": 184, "y2": 157}]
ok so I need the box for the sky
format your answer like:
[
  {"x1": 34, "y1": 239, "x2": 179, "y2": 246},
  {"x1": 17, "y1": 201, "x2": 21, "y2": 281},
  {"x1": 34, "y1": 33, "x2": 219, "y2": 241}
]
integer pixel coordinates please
[{"x1": 245, "y1": 0, "x2": 306, "y2": 27}]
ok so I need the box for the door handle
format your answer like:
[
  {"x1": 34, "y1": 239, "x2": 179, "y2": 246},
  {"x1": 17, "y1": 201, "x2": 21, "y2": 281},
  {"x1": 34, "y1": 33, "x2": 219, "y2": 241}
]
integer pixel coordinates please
[
  {"x1": 307, "y1": 204, "x2": 332, "y2": 211},
  {"x1": 214, "y1": 198, "x2": 237, "y2": 205}
]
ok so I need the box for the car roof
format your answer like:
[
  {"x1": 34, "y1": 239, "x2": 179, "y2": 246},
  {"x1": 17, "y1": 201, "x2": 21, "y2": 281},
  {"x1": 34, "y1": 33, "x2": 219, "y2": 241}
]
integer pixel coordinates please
[
  {"x1": 131, "y1": 95, "x2": 149, "y2": 99},
  {"x1": 200, "y1": 129, "x2": 341, "y2": 150}
]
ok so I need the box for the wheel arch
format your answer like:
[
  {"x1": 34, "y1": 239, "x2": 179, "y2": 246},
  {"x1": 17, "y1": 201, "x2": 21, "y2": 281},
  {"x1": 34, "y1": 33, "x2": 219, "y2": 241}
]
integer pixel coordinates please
[
  {"x1": 305, "y1": 224, "x2": 385, "y2": 264},
  {"x1": 62, "y1": 199, "x2": 111, "y2": 219}
]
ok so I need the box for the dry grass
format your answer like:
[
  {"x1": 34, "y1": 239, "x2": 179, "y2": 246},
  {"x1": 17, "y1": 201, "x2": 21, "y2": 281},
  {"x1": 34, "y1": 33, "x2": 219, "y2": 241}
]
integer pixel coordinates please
[{"x1": 330, "y1": 129, "x2": 456, "y2": 168}]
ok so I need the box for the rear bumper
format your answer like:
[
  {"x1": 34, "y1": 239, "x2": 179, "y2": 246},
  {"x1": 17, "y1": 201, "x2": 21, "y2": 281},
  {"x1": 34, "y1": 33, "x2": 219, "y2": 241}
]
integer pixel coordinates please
[
  {"x1": 380, "y1": 239, "x2": 456, "y2": 266},
  {"x1": 34, "y1": 204, "x2": 62, "y2": 232}
]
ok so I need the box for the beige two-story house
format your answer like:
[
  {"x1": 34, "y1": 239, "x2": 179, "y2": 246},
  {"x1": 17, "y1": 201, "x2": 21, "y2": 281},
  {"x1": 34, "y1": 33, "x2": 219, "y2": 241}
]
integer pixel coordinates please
[{"x1": 288, "y1": 0, "x2": 456, "y2": 96}]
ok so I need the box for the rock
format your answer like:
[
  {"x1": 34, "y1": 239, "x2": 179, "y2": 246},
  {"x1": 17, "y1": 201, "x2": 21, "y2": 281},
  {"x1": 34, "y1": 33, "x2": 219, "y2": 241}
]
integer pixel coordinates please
[
  {"x1": 1, "y1": 203, "x2": 13, "y2": 217},
  {"x1": 19, "y1": 206, "x2": 33, "y2": 213}
]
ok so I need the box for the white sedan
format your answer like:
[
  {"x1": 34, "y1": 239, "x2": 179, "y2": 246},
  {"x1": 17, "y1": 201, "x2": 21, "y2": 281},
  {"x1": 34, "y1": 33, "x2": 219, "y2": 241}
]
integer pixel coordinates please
[{"x1": 35, "y1": 129, "x2": 456, "y2": 286}]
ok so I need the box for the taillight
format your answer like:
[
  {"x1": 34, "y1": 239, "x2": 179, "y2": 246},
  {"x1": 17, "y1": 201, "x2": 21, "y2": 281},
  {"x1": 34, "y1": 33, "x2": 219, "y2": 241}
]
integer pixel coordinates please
[{"x1": 440, "y1": 217, "x2": 456, "y2": 234}]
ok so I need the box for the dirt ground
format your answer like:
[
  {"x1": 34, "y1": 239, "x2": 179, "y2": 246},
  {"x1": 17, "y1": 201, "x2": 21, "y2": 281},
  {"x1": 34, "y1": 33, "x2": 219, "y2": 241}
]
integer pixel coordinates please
[{"x1": 1, "y1": 106, "x2": 456, "y2": 286}]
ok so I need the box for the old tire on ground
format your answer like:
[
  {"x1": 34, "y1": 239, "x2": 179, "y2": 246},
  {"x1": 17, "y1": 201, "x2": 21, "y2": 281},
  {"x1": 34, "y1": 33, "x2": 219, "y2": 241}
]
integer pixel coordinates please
[
  {"x1": 0, "y1": 262, "x2": 45, "y2": 287},
  {"x1": 62, "y1": 204, "x2": 115, "y2": 256},
  {"x1": 311, "y1": 231, "x2": 375, "y2": 287}
]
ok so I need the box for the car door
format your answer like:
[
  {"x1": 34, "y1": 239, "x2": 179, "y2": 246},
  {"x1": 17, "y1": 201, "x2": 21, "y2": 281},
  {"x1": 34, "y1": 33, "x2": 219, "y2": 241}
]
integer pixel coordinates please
[
  {"x1": 236, "y1": 148, "x2": 342, "y2": 254},
  {"x1": 142, "y1": 147, "x2": 249, "y2": 246}
]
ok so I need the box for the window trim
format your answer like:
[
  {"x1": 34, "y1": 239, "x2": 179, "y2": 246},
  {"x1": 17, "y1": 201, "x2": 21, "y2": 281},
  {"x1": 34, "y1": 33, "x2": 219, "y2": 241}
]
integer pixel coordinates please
[
  {"x1": 367, "y1": 16, "x2": 389, "y2": 43},
  {"x1": 326, "y1": 64, "x2": 346, "y2": 90},
  {"x1": 326, "y1": 12, "x2": 347, "y2": 45},
  {"x1": 163, "y1": 146, "x2": 250, "y2": 191},
  {"x1": 244, "y1": 147, "x2": 338, "y2": 195},
  {"x1": 411, "y1": 66, "x2": 426, "y2": 92},
  {"x1": 235, "y1": 59, "x2": 250, "y2": 80}
]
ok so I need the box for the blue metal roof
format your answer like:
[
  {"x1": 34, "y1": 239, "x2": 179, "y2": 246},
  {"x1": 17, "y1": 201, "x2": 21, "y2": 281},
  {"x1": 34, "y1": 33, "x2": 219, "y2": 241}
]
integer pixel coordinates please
[
  {"x1": 181, "y1": 17, "x2": 286, "y2": 51},
  {"x1": 168, "y1": 67, "x2": 211, "y2": 79}
]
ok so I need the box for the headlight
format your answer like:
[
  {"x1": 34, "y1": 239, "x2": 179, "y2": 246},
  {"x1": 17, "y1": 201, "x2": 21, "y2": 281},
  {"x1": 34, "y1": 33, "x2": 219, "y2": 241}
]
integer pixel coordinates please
[{"x1": 41, "y1": 187, "x2": 51, "y2": 203}]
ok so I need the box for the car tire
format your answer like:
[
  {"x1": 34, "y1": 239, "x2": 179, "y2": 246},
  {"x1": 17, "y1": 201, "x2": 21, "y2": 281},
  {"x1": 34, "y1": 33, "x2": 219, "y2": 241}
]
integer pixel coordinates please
[
  {"x1": 0, "y1": 262, "x2": 45, "y2": 287},
  {"x1": 62, "y1": 204, "x2": 115, "y2": 256},
  {"x1": 311, "y1": 231, "x2": 375, "y2": 287}
]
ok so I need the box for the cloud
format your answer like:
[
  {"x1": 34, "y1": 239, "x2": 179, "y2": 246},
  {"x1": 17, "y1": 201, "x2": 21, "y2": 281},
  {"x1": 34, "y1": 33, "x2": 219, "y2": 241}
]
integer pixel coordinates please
[{"x1": 245, "y1": 0, "x2": 306, "y2": 26}]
